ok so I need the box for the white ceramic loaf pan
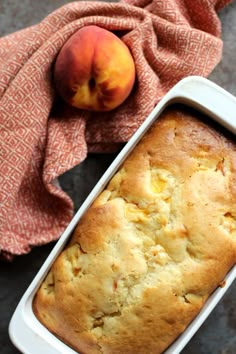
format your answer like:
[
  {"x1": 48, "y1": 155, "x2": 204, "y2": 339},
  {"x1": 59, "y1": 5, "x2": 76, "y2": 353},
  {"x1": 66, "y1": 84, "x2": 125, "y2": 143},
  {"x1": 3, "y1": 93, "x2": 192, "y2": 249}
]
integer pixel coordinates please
[{"x1": 9, "y1": 76, "x2": 236, "y2": 354}]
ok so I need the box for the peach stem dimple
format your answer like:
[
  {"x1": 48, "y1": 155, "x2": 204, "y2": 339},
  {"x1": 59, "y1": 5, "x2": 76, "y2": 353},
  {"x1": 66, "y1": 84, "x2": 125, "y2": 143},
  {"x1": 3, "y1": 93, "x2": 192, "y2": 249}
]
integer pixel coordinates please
[{"x1": 89, "y1": 77, "x2": 96, "y2": 90}]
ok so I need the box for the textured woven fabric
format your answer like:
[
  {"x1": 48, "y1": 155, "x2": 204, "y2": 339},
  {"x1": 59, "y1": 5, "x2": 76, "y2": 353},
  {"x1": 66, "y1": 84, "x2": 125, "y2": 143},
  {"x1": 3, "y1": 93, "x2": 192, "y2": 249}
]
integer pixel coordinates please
[{"x1": 0, "y1": 0, "x2": 231, "y2": 260}]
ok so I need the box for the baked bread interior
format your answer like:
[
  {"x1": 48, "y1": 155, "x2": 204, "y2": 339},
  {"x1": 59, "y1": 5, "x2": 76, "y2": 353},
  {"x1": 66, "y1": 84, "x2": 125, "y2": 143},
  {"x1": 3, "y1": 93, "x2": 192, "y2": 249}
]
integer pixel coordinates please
[{"x1": 33, "y1": 105, "x2": 236, "y2": 354}]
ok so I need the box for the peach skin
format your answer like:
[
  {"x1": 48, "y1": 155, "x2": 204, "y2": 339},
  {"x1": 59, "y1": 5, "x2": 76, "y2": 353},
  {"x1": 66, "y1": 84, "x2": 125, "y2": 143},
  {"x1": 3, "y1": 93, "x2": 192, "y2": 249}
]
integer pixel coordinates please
[{"x1": 53, "y1": 25, "x2": 136, "y2": 111}]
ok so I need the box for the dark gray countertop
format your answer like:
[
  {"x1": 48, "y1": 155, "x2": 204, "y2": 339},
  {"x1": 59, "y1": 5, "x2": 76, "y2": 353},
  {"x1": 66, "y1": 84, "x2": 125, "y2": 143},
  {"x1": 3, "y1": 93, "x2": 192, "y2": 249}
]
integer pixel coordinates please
[{"x1": 0, "y1": 1, "x2": 236, "y2": 353}]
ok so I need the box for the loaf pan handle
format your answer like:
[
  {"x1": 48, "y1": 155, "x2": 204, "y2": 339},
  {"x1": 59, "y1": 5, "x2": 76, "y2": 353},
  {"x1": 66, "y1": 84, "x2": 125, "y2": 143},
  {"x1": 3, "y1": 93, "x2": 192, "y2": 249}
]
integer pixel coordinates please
[{"x1": 171, "y1": 76, "x2": 236, "y2": 134}]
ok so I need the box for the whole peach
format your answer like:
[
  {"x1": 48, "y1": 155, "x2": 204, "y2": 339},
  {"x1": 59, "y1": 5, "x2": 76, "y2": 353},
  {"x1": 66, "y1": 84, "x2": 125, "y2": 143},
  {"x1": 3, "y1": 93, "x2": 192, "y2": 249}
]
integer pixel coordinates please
[{"x1": 54, "y1": 25, "x2": 136, "y2": 111}]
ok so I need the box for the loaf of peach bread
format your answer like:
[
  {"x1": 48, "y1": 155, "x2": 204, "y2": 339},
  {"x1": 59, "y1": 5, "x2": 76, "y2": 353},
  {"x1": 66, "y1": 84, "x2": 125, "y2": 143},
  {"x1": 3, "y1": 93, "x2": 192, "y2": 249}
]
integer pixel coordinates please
[{"x1": 33, "y1": 106, "x2": 236, "y2": 354}]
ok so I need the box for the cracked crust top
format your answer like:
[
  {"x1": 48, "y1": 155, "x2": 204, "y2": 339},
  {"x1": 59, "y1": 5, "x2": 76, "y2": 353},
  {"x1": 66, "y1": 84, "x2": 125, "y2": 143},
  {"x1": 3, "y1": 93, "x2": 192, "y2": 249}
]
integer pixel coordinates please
[{"x1": 33, "y1": 106, "x2": 236, "y2": 354}]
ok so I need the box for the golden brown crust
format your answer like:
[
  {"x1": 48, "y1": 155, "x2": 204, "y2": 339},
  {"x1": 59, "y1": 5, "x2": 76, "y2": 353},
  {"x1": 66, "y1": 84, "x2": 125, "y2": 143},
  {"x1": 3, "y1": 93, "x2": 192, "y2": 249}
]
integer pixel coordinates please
[{"x1": 33, "y1": 106, "x2": 236, "y2": 354}]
